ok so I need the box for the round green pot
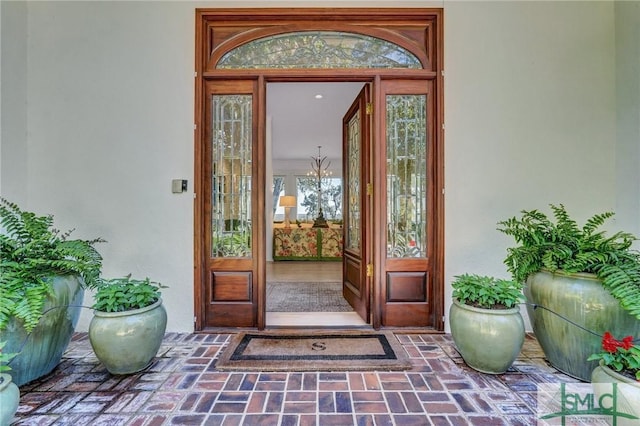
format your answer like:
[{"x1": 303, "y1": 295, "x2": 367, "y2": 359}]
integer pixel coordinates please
[
  {"x1": 449, "y1": 298, "x2": 525, "y2": 374},
  {"x1": 0, "y1": 373, "x2": 20, "y2": 425},
  {"x1": 0, "y1": 275, "x2": 84, "y2": 386},
  {"x1": 89, "y1": 299, "x2": 167, "y2": 375},
  {"x1": 591, "y1": 361, "x2": 640, "y2": 425},
  {"x1": 525, "y1": 270, "x2": 640, "y2": 382}
]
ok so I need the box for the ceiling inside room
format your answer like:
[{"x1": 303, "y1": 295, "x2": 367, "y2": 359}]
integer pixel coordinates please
[{"x1": 267, "y1": 82, "x2": 366, "y2": 161}]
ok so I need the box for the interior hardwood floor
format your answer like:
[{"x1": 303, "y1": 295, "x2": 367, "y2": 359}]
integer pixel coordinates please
[
  {"x1": 267, "y1": 260, "x2": 341, "y2": 282},
  {"x1": 266, "y1": 261, "x2": 368, "y2": 328}
]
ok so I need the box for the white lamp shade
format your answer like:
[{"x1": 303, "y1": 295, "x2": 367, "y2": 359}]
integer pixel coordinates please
[{"x1": 279, "y1": 195, "x2": 296, "y2": 207}]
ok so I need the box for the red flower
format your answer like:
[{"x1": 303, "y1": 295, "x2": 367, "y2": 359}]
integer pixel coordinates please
[
  {"x1": 621, "y1": 335, "x2": 634, "y2": 350},
  {"x1": 590, "y1": 331, "x2": 640, "y2": 381},
  {"x1": 602, "y1": 332, "x2": 619, "y2": 353}
]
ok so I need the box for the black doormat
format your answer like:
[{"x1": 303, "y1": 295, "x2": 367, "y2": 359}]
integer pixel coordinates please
[
  {"x1": 266, "y1": 281, "x2": 354, "y2": 312},
  {"x1": 216, "y1": 331, "x2": 411, "y2": 371}
]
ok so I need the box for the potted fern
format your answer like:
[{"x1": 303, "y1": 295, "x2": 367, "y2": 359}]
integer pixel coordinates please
[
  {"x1": 449, "y1": 274, "x2": 525, "y2": 374},
  {"x1": 497, "y1": 204, "x2": 640, "y2": 381},
  {"x1": 0, "y1": 198, "x2": 103, "y2": 386},
  {"x1": 89, "y1": 275, "x2": 167, "y2": 375}
]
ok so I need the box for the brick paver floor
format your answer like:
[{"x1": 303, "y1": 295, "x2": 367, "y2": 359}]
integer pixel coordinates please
[{"x1": 12, "y1": 333, "x2": 576, "y2": 425}]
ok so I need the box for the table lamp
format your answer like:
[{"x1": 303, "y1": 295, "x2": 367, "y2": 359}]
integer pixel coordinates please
[{"x1": 279, "y1": 195, "x2": 296, "y2": 229}]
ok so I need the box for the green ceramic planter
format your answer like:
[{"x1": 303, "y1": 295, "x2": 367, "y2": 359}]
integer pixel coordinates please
[
  {"x1": 0, "y1": 275, "x2": 84, "y2": 386},
  {"x1": 89, "y1": 299, "x2": 167, "y2": 375},
  {"x1": 449, "y1": 298, "x2": 525, "y2": 374},
  {"x1": 591, "y1": 361, "x2": 640, "y2": 425},
  {"x1": 526, "y1": 270, "x2": 640, "y2": 381},
  {"x1": 0, "y1": 373, "x2": 20, "y2": 425}
]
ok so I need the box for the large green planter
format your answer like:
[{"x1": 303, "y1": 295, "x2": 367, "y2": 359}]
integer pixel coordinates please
[
  {"x1": 89, "y1": 299, "x2": 167, "y2": 375},
  {"x1": 0, "y1": 275, "x2": 84, "y2": 386},
  {"x1": 449, "y1": 298, "x2": 525, "y2": 374},
  {"x1": 525, "y1": 270, "x2": 640, "y2": 381}
]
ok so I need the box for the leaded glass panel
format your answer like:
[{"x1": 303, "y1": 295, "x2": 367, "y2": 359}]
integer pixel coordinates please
[
  {"x1": 211, "y1": 94, "x2": 252, "y2": 258},
  {"x1": 386, "y1": 95, "x2": 427, "y2": 258},
  {"x1": 346, "y1": 110, "x2": 361, "y2": 251},
  {"x1": 217, "y1": 31, "x2": 422, "y2": 69}
]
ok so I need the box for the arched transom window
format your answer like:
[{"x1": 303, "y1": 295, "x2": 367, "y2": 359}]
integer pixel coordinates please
[{"x1": 216, "y1": 31, "x2": 423, "y2": 69}]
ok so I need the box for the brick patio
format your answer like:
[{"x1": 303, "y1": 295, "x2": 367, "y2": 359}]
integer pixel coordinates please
[{"x1": 12, "y1": 333, "x2": 575, "y2": 425}]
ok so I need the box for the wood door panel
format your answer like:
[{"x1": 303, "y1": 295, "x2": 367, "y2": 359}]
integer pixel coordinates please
[
  {"x1": 383, "y1": 304, "x2": 430, "y2": 327},
  {"x1": 344, "y1": 255, "x2": 363, "y2": 297},
  {"x1": 206, "y1": 304, "x2": 255, "y2": 328},
  {"x1": 386, "y1": 272, "x2": 427, "y2": 302},
  {"x1": 211, "y1": 272, "x2": 253, "y2": 302}
]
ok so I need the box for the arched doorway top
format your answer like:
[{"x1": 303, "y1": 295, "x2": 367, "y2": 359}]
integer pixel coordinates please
[{"x1": 216, "y1": 31, "x2": 423, "y2": 70}]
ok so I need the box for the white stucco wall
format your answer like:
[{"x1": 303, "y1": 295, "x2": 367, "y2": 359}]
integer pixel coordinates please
[
  {"x1": 444, "y1": 1, "x2": 617, "y2": 330},
  {"x1": 23, "y1": 1, "x2": 196, "y2": 332},
  {"x1": 0, "y1": 1, "x2": 28, "y2": 204},
  {"x1": 1, "y1": 1, "x2": 632, "y2": 333},
  {"x1": 615, "y1": 1, "x2": 640, "y2": 239}
]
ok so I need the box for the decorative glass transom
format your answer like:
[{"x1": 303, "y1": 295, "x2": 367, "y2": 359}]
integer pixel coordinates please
[{"x1": 217, "y1": 31, "x2": 422, "y2": 69}]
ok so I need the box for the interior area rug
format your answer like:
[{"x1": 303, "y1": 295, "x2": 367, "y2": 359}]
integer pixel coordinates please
[
  {"x1": 266, "y1": 281, "x2": 354, "y2": 312},
  {"x1": 216, "y1": 331, "x2": 412, "y2": 371}
]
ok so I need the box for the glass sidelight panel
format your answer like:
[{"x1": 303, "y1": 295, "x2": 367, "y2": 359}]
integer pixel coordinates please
[
  {"x1": 346, "y1": 110, "x2": 361, "y2": 251},
  {"x1": 386, "y1": 95, "x2": 427, "y2": 258},
  {"x1": 211, "y1": 95, "x2": 252, "y2": 258}
]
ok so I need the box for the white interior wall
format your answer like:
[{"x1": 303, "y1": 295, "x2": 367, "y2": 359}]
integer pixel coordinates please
[{"x1": 0, "y1": 1, "x2": 631, "y2": 333}]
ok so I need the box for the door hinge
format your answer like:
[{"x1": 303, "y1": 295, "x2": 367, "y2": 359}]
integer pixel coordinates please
[
  {"x1": 366, "y1": 264, "x2": 373, "y2": 277},
  {"x1": 366, "y1": 103, "x2": 373, "y2": 115},
  {"x1": 366, "y1": 183, "x2": 373, "y2": 196},
  {"x1": 193, "y1": 316, "x2": 197, "y2": 323}
]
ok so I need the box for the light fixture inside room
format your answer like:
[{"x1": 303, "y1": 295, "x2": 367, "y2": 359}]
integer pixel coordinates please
[
  {"x1": 307, "y1": 146, "x2": 332, "y2": 228},
  {"x1": 279, "y1": 195, "x2": 296, "y2": 229}
]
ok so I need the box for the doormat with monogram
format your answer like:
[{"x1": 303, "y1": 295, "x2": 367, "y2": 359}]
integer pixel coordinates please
[{"x1": 215, "y1": 331, "x2": 411, "y2": 371}]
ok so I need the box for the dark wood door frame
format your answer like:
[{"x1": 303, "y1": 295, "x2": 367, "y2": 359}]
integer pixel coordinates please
[{"x1": 194, "y1": 8, "x2": 444, "y2": 332}]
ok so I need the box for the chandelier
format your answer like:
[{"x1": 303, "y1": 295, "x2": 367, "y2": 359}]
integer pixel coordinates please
[{"x1": 307, "y1": 146, "x2": 332, "y2": 228}]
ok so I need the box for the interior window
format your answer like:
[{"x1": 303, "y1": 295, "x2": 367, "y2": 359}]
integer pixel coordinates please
[
  {"x1": 272, "y1": 176, "x2": 286, "y2": 221},
  {"x1": 296, "y1": 176, "x2": 343, "y2": 222}
]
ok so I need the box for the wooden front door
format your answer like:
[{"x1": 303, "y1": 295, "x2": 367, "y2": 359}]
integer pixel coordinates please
[
  {"x1": 194, "y1": 8, "x2": 444, "y2": 332},
  {"x1": 342, "y1": 85, "x2": 371, "y2": 323}
]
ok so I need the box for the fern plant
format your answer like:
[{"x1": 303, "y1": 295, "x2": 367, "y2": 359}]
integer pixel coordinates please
[
  {"x1": 497, "y1": 204, "x2": 640, "y2": 319},
  {"x1": 0, "y1": 198, "x2": 104, "y2": 332}
]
